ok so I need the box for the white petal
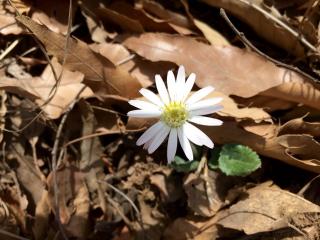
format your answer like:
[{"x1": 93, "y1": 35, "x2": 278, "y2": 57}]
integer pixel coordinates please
[
  {"x1": 139, "y1": 88, "x2": 164, "y2": 107},
  {"x1": 181, "y1": 73, "x2": 196, "y2": 102},
  {"x1": 189, "y1": 116, "x2": 223, "y2": 126},
  {"x1": 185, "y1": 86, "x2": 214, "y2": 105},
  {"x1": 190, "y1": 105, "x2": 223, "y2": 117},
  {"x1": 167, "y1": 70, "x2": 176, "y2": 102},
  {"x1": 175, "y1": 66, "x2": 185, "y2": 101},
  {"x1": 127, "y1": 109, "x2": 161, "y2": 118},
  {"x1": 187, "y1": 97, "x2": 223, "y2": 111},
  {"x1": 148, "y1": 126, "x2": 170, "y2": 153},
  {"x1": 184, "y1": 122, "x2": 214, "y2": 148},
  {"x1": 155, "y1": 75, "x2": 170, "y2": 104},
  {"x1": 143, "y1": 139, "x2": 152, "y2": 150},
  {"x1": 137, "y1": 121, "x2": 164, "y2": 146},
  {"x1": 167, "y1": 129, "x2": 178, "y2": 163},
  {"x1": 129, "y1": 100, "x2": 160, "y2": 111},
  {"x1": 177, "y1": 127, "x2": 193, "y2": 161}
]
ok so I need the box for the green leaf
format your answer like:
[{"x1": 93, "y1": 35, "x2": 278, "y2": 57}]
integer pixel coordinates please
[
  {"x1": 171, "y1": 156, "x2": 199, "y2": 173},
  {"x1": 218, "y1": 144, "x2": 261, "y2": 176}
]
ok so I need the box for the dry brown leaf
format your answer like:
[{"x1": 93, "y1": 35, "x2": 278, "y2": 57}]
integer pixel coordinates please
[
  {"x1": 122, "y1": 33, "x2": 307, "y2": 97},
  {"x1": 184, "y1": 172, "x2": 225, "y2": 217},
  {"x1": 211, "y1": 92, "x2": 271, "y2": 123},
  {"x1": 193, "y1": 19, "x2": 230, "y2": 46},
  {"x1": 200, "y1": 0, "x2": 309, "y2": 56},
  {"x1": 217, "y1": 183, "x2": 320, "y2": 235},
  {"x1": 108, "y1": 1, "x2": 183, "y2": 34},
  {"x1": 150, "y1": 169, "x2": 183, "y2": 203},
  {"x1": 0, "y1": 58, "x2": 93, "y2": 119},
  {"x1": 164, "y1": 216, "x2": 219, "y2": 240},
  {"x1": 78, "y1": 101, "x2": 107, "y2": 215},
  {"x1": 0, "y1": 3, "x2": 23, "y2": 35},
  {"x1": 31, "y1": 0, "x2": 77, "y2": 34},
  {"x1": 139, "y1": 0, "x2": 196, "y2": 35},
  {"x1": 92, "y1": 42, "x2": 176, "y2": 88},
  {"x1": 279, "y1": 118, "x2": 320, "y2": 137},
  {"x1": 16, "y1": 15, "x2": 142, "y2": 99},
  {"x1": 33, "y1": 190, "x2": 50, "y2": 240},
  {"x1": 262, "y1": 81, "x2": 320, "y2": 110},
  {"x1": 203, "y1": 121, "x2": 320, "y2": 172},
  {"x1": 98, "y1": 6, "x2": 144, "y2": 33},
  {"x1": 47, "y1": 164, "x2": 90, "y2": 238}
]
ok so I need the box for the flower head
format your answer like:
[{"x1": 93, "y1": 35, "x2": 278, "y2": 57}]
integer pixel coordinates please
[{"x1": 128, "y1": 66, "x2": 223, "y2": 163}]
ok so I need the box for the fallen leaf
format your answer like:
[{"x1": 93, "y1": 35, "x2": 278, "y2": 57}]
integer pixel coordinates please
[
  {"x1": 183, "y1": 171, "x2": 235, "y2": 217},
  {"x1": 16, "y1": 15, "x2": 142, "y2": 99},
  {"x1": 164, "y1": 216, "x2": 219, "y2": 240},
  {"x1": 31, "y1": 0, "x2": 77, "y2": 34},
  {"x1": 47, "y1": 164, "x2": 90, "y2": 238},
  {"x1": 0, "y1": 3, "x2": 23, "y2": 35},
  {"x1": 200, "y1": 0, "x2": 308, "y2": 56},
  {"x1": 92, "y1": 42, "x2": 181, "y2": 88},
  {"x1": 217, "y1": 183, "x2": 320, "y2": 235},
  {"x1": 122, "y1": 33, "x2": 307, "y2": 97},
  {"x1": 140, "y1": 0, "x2": 197, "y2": 35},
  {"x1": 193, "y1": 19, "x2": 230, "y2": 46},
  {"x1": 0, "y1": 58, "x2": 93, "y2": 119},
  {"x1": 98, "y1": 6, "x2": 144, "y2": 33},
  {"x1": 279, "y1": 118, "x2": 320, "y2": 137},
  {"x1": 262, "y1": 81, "x2": 320, "y2": 110}
]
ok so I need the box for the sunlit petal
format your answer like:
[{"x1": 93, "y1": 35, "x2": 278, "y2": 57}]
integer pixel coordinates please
[
  {"x1": 182, "y1": 73, "x2": 196, "y2": 102},
  {"x1": 185, "y1": 86, "x2": 214, "y2": 105},
  {"x1": 139, "y1": 88, "x2": 164, "y2": 107},
  {"x1": 188, "y1": 116, "x2": 223, "y2": 126},
  {"x1": 155, "y1": 74, "x2": 170, "y2": 104},
  {"x1": 137, "y1": 121, "x2": 164, "y2": 146},
  {"x1": 167, "y1": 70, "x2": 176, "y2": 102},
  {"x1": 148, "y1": 126, "x2": 170, "y2": 153},
  {"x1": 184, "y1": 122, "x2": 213, "y2": 148},
  {"x1": 190, "y1": 105, "x2": 223, "y2": 117},
  {"x1": 129, "y1": 100, "x2": 160, "y2": 111},
  {"x1": 177, "y1": 127, "x2": 193, "y2": 161},
  {"x1": 127, "y1": 109, "x2": 161, "y2": 118},
  {"x1": 188, "y1": 98, "x2": 223, "y2": 111},
  {"x1": 175, "y1": 66, "x2": 185, "y2": 101},
  {"x1": 167, "y1": 129, "x2": 178, "y2": 163}
]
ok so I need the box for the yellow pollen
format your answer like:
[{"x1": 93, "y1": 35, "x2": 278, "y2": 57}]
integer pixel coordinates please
[{"x1": 161, "y1": 102, "x2": 188, "y2": 128}]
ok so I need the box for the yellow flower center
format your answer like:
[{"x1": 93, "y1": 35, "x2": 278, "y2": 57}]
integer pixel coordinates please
[{"x1": 161, "y1": 102, "x2": 188, "y2": 128}]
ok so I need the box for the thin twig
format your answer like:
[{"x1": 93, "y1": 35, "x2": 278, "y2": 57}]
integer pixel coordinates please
[
  {"x1": 220, "y1": 8, "x2": 319, "y2": 83},
  {"x1": 0, "y1": 39, "x2": 20, "y2": 61},
  {"x1": 105, "y1": 182, "x2": 141, "y2": 220},
  {"x1": 238, "y1": 0, "x2": 317, "y2": 52},
  {"x1": 63, "y1": 127, "x2": 146, "y2": 149},
  {"x1": 0, "y1": 229, "x2": 30, "y2": 240}
]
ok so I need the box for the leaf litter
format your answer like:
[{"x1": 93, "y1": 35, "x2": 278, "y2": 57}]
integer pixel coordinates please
[{"x1": 0, "y1": 0, "x2": 319, "y2": 239}]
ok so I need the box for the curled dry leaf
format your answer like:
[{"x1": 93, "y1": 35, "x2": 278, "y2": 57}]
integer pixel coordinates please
[
  {"x1": 0, "y1": 58, "x2": 93, "y2": 119},
  {"x1": 107, "y1": 1, "x2": 184, "y2": 34},
  {"x1": 16, "y1": 15, "x2": 142, "y2": 99},
  {"x1": 262, "y1": 81, "x2": 320, "y2": 111},
  {"x1": 203, "y1": 122, "x2": 320, "y2": 173},
  {"x1": 47, "y1": 164, "x2": 90, "y2": 238},
  {"x1": 122, "y1": 33, "x2": 307, "y2": 98},
  {"x1": 30, "y1": 0, "x2": 77, "y2": 34},
  {"x1": 164, "y1": 215, "x2": 220, "y2": 240},
  {"x1": 200, "y1": 0, "x2": 308, "y2": 56},
  {"x1": 184, "y1": 172, "x2": 227, "y2": 217},
  {"x1": 279, "y1": 118, "x2": 320, "y2": 137},
  {"x1": 217, "y1": 183, "x2": 320, "y2": 235},
  {"x1": 92, "y1": 42, "x2": 176, "y2": 88},
  {"x1": 0, "y1": 3, "x2": 23, "y2": 35},
  {"x1": 139, "y1": 0, "x2": 197, "y2": 35}
]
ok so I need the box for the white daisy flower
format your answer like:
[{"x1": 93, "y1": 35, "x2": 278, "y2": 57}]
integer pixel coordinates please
[{"x1": 127, "y1": 66, "x2": 223, "y2": 163}]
